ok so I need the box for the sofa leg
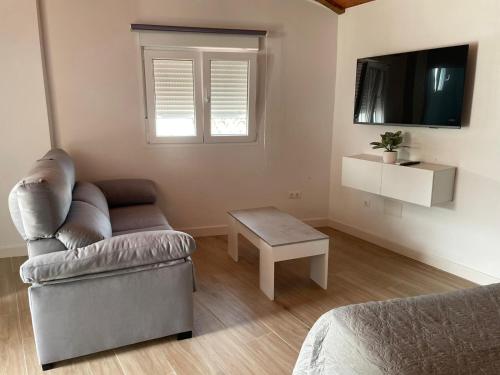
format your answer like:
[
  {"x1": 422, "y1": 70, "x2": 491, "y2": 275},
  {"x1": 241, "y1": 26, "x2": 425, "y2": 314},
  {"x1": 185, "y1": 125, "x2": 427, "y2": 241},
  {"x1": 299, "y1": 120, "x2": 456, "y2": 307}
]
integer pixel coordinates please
[
  {"x1": 177, "y1": 331, "x2": 192, "y2": 340},
  {"x1": 41, "y1": 363, "x2": 55, "y2": 371}
]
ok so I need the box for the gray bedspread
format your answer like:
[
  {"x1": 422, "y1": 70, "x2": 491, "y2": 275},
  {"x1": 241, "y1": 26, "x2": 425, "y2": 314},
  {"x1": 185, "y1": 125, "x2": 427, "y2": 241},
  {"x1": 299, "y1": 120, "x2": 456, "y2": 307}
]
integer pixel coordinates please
[{"x1": 294, "y1": 283, "x2": 500, "y2": 375}]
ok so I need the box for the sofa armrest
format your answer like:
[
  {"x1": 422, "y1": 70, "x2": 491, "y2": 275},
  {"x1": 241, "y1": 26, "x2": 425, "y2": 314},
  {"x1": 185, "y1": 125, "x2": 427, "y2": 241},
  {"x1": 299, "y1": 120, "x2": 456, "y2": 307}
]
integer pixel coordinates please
[
  {"x1": 94, "y1": 179, "x2": 156, "y2": 207},
  {"x1": 20, "y1": 230, "x2": 196, "y2": 284}
]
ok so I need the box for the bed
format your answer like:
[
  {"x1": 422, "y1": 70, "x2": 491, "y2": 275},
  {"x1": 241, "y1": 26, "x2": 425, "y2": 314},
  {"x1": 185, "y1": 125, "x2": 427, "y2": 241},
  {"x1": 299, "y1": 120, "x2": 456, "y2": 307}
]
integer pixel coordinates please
[{"x1": 293, "y1": 283, "x2": 500, "y2": 374}]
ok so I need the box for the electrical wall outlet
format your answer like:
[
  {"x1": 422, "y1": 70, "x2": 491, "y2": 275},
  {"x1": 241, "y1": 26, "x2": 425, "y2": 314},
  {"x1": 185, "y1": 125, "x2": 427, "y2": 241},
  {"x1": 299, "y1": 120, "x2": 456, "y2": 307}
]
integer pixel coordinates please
[{"x1": 288, "y1": 191, "x2": 302, "y2": 199}]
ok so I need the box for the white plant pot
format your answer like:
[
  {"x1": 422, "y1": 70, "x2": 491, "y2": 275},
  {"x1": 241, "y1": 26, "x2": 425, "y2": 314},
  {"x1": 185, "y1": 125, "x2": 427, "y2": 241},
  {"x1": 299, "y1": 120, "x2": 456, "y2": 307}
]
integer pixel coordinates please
[{"x1": 383, "y1": 151, "x2": 397, "y2": 164}]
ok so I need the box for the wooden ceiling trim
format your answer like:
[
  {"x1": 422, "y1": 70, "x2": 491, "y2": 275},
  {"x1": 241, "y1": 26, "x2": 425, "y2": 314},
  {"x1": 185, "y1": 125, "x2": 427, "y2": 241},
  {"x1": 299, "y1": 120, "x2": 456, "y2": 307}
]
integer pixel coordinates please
[
  {"x1": 336, "y1": 0, "x2": 374, "y2": 7},
  {"x1": 314, "y1": 0, "x2": 374, "y2": 14},
  {"x1": 314, "y1": 0, "x2": 345, "y2": 14}
]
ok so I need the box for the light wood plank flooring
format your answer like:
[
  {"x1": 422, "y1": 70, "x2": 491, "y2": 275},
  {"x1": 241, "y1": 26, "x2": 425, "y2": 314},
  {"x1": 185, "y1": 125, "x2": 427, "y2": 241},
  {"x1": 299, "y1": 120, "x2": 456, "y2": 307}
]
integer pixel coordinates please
[{"x1": 0, "y1": 228, "x2": 475, "y2": 374}]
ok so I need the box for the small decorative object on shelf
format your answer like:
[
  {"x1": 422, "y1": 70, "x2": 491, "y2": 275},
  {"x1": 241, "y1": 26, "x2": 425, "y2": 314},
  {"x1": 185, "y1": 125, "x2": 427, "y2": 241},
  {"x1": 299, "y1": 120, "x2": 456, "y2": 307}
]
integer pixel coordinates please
[{"x1": 370, "y1": 131, "x2": 405, "y2": 164}]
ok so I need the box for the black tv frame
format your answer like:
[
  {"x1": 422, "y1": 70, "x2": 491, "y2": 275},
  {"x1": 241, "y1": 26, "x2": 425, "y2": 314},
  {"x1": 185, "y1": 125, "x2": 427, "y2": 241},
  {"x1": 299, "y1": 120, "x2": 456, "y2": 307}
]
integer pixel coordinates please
[{"x1": 353, "y1": 44, "x2": 469, "y2": 129}]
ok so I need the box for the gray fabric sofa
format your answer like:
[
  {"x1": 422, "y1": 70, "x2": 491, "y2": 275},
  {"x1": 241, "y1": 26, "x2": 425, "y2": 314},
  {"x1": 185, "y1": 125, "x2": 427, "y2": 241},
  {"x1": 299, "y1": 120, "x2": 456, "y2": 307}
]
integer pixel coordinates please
[{"x1": 9, "y1": 149, "x2": 196, "y2": 371}]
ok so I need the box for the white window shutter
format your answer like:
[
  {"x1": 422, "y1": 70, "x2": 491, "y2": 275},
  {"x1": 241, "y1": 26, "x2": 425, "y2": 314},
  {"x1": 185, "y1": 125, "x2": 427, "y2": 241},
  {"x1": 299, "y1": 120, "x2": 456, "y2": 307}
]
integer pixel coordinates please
[
  {"x1": 153, "y1": 59, "x2": 197, "y2": 137},
  {"x1": 209, "y1": 60, "x2": 250, "y2": 136}
]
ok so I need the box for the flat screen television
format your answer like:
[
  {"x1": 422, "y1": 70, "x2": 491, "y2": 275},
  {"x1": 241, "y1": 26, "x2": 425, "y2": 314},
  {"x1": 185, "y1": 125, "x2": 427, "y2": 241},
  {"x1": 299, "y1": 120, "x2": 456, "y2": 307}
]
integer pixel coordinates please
[{"x1": 353, "y1": 44, "x2": 469, "y2": 128}]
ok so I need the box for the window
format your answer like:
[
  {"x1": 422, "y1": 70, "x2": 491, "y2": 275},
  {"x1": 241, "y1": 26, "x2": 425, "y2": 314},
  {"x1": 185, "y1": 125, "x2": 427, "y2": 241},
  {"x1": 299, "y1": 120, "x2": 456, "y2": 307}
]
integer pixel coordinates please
[{"x1": 144, "y1": 49, "x2": 257, "y2": 144}]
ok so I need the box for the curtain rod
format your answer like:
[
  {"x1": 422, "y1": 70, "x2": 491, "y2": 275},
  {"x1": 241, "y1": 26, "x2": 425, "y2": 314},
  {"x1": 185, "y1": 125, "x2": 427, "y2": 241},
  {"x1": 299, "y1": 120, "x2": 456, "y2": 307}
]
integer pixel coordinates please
[{"x1": 130, "y1": 24, "x2": 267, "y2": 36}]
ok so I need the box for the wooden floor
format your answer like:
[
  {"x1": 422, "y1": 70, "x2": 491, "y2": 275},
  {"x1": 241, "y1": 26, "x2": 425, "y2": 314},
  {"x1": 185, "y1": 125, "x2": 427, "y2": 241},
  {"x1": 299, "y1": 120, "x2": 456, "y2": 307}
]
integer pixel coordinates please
[{"x1": 0, "y1": 228, "x2": 475, "y2": 374}]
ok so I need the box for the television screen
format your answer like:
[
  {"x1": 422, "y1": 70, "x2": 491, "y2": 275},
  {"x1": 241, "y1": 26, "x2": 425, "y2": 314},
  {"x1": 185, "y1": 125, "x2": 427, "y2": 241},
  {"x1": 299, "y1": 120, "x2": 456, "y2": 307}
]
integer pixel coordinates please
[{"x1": 353, "y1": 45, "x2": 469, "y2": 128}]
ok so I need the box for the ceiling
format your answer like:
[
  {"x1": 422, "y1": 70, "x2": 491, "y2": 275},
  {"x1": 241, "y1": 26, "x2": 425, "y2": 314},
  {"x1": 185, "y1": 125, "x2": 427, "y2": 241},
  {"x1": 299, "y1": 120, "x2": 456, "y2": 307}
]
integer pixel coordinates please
[{"x1": 314, "y1": 0, "x2": 374, "y2": 14}]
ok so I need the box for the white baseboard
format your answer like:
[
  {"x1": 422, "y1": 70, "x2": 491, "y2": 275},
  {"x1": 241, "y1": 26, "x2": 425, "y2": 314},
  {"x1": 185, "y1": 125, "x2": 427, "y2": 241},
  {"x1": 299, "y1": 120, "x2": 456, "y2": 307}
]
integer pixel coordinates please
[
  {"x1": 0, "y1": 244, "x2": 27, "y2": 258},
  {"x1": 303, "y1": 217, "x2": 330, "y2": 228},
  {"x1": 178, "y1": 217, "x2": 330, "y2": 238},
  {"x1": 328, "y1": 219, "x2": 499, "y2": 286}
]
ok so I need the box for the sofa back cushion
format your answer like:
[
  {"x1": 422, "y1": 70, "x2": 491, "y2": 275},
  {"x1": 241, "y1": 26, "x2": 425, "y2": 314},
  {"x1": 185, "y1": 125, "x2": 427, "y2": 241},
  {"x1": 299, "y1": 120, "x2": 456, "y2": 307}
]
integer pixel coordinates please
[
  {"x1": 95, "y1": 179, "x2": 156, "y2": 207},
  {"x1": 72, "y1": 182, "x2": 110, "y2": 218},
  {"x1": 9, "y1": 149, "x2": 75, "y2": 241},
  {"x1": 56, "y1": 201, "x2": 112, "y2": 250}
]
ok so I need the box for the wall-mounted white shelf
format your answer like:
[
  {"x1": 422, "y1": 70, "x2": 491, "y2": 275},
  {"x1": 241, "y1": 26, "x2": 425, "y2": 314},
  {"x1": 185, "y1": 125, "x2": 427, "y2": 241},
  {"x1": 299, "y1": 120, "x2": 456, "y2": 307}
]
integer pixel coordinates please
[{"x1": 341, "y1": 154, "x2": 456, "y2": 207}]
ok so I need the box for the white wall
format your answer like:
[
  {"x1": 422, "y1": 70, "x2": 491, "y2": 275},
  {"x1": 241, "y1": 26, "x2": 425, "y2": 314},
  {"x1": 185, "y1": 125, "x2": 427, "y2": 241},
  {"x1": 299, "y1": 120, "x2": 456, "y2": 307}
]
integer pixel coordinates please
[
  {"x1": 2, "y1": 0, "x2": 498, "y2": 284},
  {"x1": 0, "y1": 0, "x2": 52, "y2": 256},
  {"x1": 330, "y1": 0, "x2": 500, "y2": 283},
  {"x1": 39, "y1": 0, "x2": 338, "y2": 232}
]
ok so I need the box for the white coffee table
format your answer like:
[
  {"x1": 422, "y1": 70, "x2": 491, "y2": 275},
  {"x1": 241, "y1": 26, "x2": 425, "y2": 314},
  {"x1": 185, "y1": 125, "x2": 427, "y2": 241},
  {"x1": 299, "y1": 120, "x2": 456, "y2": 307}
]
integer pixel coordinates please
[{"x1": 227, "y1": 207, "x2": 329, "y2": 300}]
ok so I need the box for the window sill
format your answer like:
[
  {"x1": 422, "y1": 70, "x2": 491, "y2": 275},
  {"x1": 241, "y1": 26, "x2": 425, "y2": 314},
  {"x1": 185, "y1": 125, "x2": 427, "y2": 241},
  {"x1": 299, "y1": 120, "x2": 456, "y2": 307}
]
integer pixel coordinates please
[{"x1": 145, "y1": 139, "x2": 262, "y2": 148}]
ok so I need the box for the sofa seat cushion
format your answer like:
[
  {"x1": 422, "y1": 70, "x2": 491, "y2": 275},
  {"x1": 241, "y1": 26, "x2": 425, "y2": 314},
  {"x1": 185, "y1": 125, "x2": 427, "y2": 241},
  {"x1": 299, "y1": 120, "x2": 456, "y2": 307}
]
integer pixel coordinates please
[{"x1": 109, "y1": 205, "x2": 172, "y2": 235}]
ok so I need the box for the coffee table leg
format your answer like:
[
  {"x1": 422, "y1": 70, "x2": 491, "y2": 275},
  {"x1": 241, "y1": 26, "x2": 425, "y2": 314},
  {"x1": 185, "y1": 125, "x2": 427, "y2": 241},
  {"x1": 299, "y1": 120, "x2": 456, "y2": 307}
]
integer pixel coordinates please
[
  {"x1": 259, "y1": 243, "x2": 275, "y2": 300},
  {"x1": 228, "y1": 215, "x2": 239, "y2": 262},
  {"x1": 310, "y1": 242, "x2": 329, "y2": 289}
]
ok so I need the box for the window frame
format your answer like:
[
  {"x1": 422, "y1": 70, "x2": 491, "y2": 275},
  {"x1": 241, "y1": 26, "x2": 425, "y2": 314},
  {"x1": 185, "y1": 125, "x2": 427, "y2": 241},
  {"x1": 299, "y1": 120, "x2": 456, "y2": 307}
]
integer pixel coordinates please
[
  {"x1": 202, "y1": 52, "x2": 258, "y2": 144},
  {"x1": 143, "y1": 49, "x2": 204, "y2": 144},
  {"x1": 143, "y1": 49, "x2": 258, "y2": 145}
]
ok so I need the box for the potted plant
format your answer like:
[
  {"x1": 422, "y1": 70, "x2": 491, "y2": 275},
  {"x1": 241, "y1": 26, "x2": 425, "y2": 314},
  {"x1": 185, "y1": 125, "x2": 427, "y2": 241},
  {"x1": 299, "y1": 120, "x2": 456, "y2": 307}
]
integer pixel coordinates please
[{"x1": 370, "y1": 131, "x2": 405, "y2": 164}]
